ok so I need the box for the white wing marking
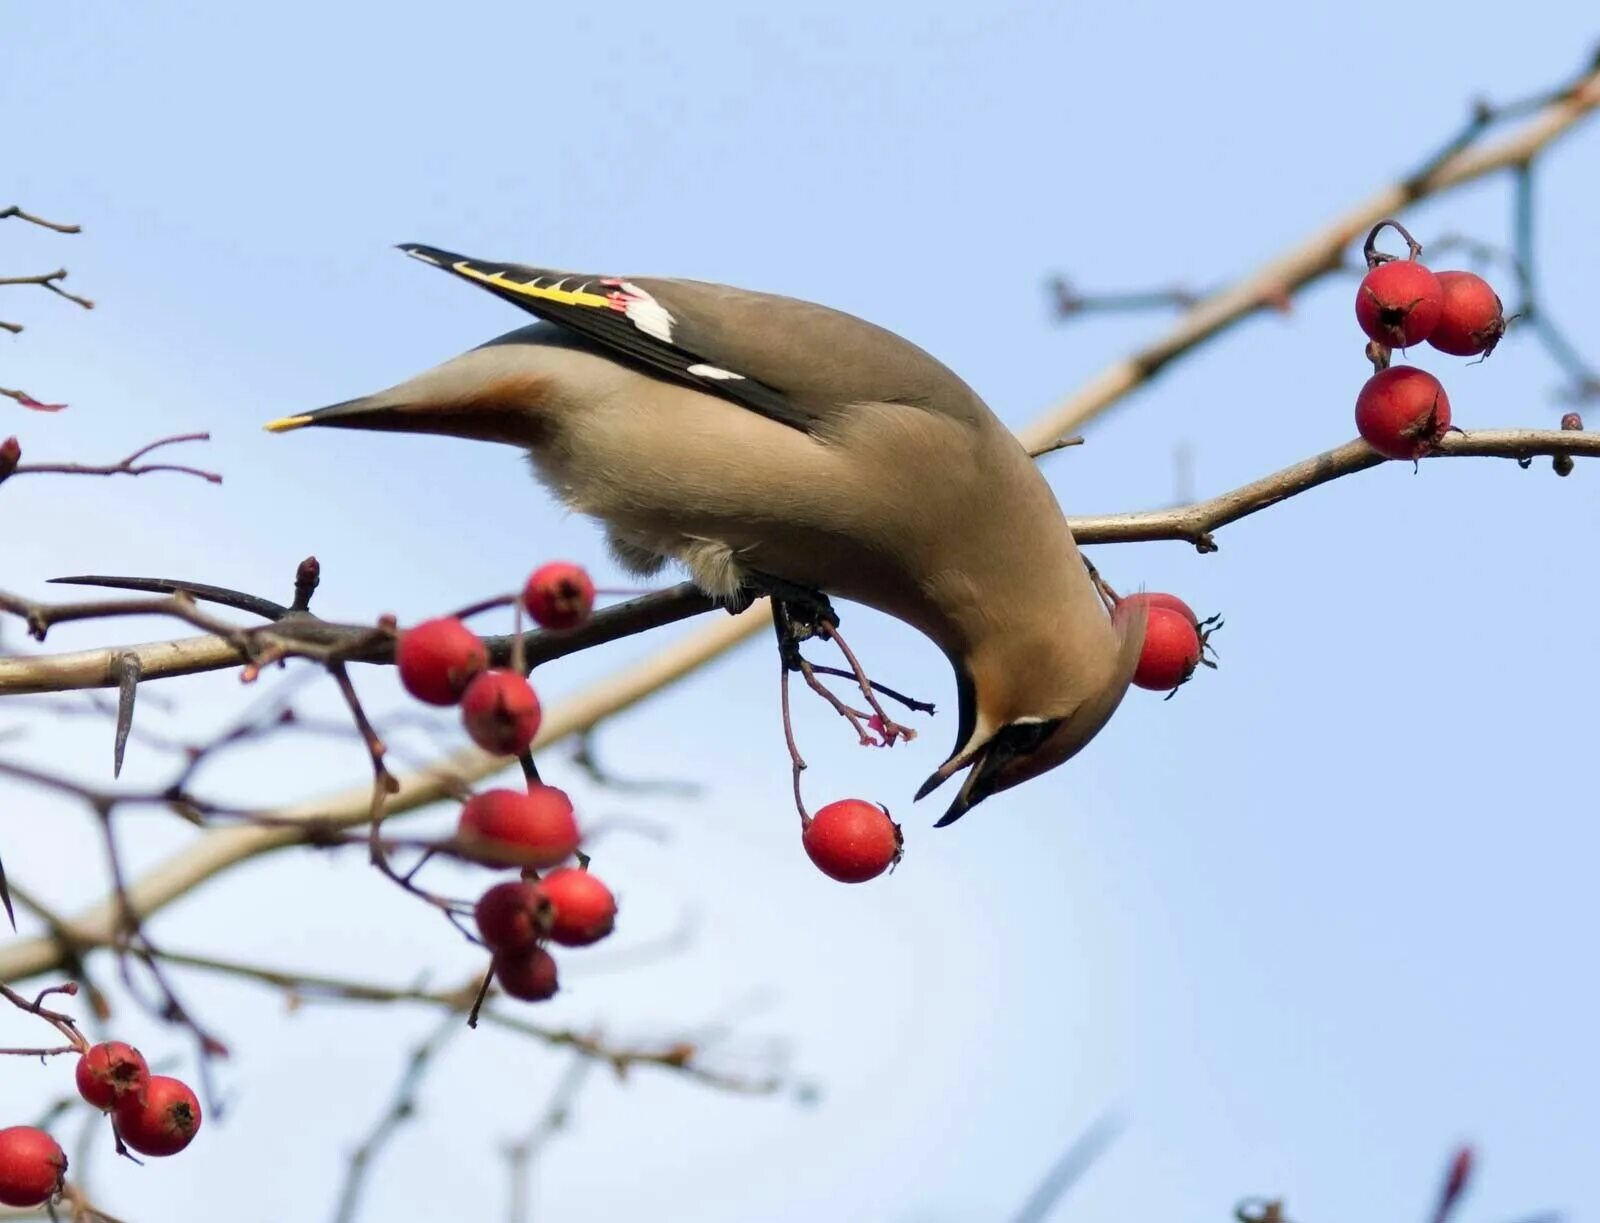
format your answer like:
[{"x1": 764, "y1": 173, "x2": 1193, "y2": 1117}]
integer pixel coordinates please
[{"x1": 687, "y1": 363, "x2": 746, "y2": 380}]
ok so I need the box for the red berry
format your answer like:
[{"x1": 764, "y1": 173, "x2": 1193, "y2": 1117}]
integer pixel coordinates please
[
  {"x1": 0, "y1": 437, "x2": 19, "y2": 480},
  {"x1": 396, "y1": 618, "x2": 487, "y2": 706},
  {"x1": 1428, "y1": 271, "x2": 1506, "y2": 357},
  {"x1": 802, "y1": 799, "x2": 902, "y2": 883},
  {"x1": 1132, "y1": 606, "x2": 1202, "y2": 691},
  {"x1": 523, "y1": 562, "x2": 596, "y2": 631},
  {"x1": 1355, "y1": 366, "x2": 1452, "y2": 461},
  {"x1": 539, "y1": 868, "x2": 618, "y2": 946},
  {"x1": 75, "y1": 1041, "x2": 149, "y2": 1112},
  {"x1": 1119, "y1": 591, "x2": 1199, "y2": 628},
  {"x1": 0, "y1": 1127, "x2": 66, "y2": 1208},
  {"x1": 474, "y1": 880, "x2": 551, "y2": 951},
  {"x1": 458, "y1": 785, "x2": 579, "y2": 866},
  {"x1": 493, "y1": 945, "x2": 560, "y2": 1001},
  {"x1": 460, "y1": 669, "x2": 542, "y2": 755},
  {"x1": 114, "y1": 1075, "x2": 201, "y2": 1157},
  {"x1": 1355, "y1": 260, "x2": 1443, "y2": 348}
]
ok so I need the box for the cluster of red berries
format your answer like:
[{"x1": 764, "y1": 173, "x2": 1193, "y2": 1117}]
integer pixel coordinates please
[
  {"x1": 0, "y1": 1042, "x2": 201, "y2": 1208},
  {"x1": 1119, "y1": 591, "x2": 1217, "y2": 696},
  {"x1": 1353, "y1": 248, "x2": 1506, "y2": 460},
  {"x1": 393, "y1": 561, "x2": 614, "y2": 1001},
  {"x1": 459, "y1": 784, "x2": 618, "y2": 1001},
  {"x1": 395, "y1": 561, "x2": 596, "y2": 754}
]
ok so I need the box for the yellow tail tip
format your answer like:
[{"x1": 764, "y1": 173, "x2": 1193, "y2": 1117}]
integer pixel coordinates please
[{"x1": 263, "y1": 415, "x2": 314, "y2": 434}]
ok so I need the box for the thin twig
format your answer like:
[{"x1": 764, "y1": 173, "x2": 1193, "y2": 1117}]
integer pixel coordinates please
[
  {"x1": 0, "y1": 387, "x2": 67, "y2": 412},
  {"x1": 9, "y1": 433, "x2": 221, "y2": 484},
  {"x1": 505, "y1": 1055, "x2": 595, "y2": 1223},
  {"x1": 0, "y1": 206, "x2": 81, "y2": 233},
  {"x1": 0, "y1": 269, "x2": 94, "y2": 311},
  {"x1": 330, "y1": 1013, "x2": 463, "y2": 1223},
  {"x1": 1008, "y1": 1114, "x2": 1123, "y2": 1223}
]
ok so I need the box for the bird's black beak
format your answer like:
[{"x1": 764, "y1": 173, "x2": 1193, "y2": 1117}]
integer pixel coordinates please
[
  {"x1": 930, "y1": 746, "x2": 1003, "y2": 827},
  {"x1": 913, "y1": 737, "x2": 1007, "y2": 828},
  {"x1": 264, "y1": 396, "x2": 415, "y2": 435},
  {"x1": 915, "y1": 718, "x2": 1063, "y2": 828}
]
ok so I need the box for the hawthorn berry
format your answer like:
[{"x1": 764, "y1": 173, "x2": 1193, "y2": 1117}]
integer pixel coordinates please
[
  {"x1": 457, "y1": 785, "x2": 579, "y2": 867},
  {"x1": 0, "y1": 437, "x2": 19, "y2": 481},
  {"x1": 539, "y1": 868, "x2": 618, "y2": 946},
  {"x1": 0, "y1": 1127, "x2": 66, "y2": 1208},
  {"x1": 75, "y1": 1041, "x2": 149, "y2": 1112},
  {"x1": 1427, "y1": 271, "x2": 1506, "y2": 357},
  {"x1": 802, "y1": 799, "x2": 902, "y2": 883},
  {"x1": 1119, "y1": 591, "x2": 1199, "y2": 628},
  {"x1": 1132, "y1": 606, "x2": 1202, "y2": 692},
  {"x1": 114, "y1": 1075, "x2": 201, "y2": 1157},
  {"x1": 523, "y1": 562, "x2": 596, "y2": 631},
  {"x1": 474, "y1": 880, "x2": 551, "y2": 951},
  {"x1": 493, "y1": 945, "x2": 560, "y2": 1002},
  {"x1": 460, "y1": 669, "x2": 542, "y2": 755},
  {"x1": 396, "y1": 617, "x2": 487, "y2": 706},
  {"x1": 1355, "y1": 259, "x2": 1443, "y2": 349},
  {"x1": 1355, "y1": 366, "x2": 1452, "y2": 461}
]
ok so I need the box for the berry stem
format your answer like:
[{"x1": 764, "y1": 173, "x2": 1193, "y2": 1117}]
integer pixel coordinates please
[
  {"x1": 777, "y1": 655, "x2": 809, "y2": 823},
  {"x1": 465, "y1": 964, "x2": 494, "y2": 1030},
  {"x1": 518, "y1": 751, "x2": 542, "y2": 788},
  {"x1": 446, "y1": 592, "x2": 518, "y2": 622},
  {"x1": 1363, "y1": 219, "x2": 1425, "y2": 269}
]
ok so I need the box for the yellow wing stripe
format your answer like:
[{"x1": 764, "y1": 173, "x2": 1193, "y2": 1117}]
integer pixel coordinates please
[{"x1": 451, "y1": 262, "x2": 613, "y2": 310}]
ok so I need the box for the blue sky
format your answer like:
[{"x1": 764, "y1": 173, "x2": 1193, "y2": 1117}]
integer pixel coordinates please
[{"x1": 4, "y1": 3, "x2": 1598, "y2": 1220}]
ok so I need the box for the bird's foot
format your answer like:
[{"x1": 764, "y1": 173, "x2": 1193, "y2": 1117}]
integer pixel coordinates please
[
  {"x1": 767, "y1": 597, "x2": 922, "y2": 749},
  {"x1": 732, "y1": 571, "x2": 839, "y2": 639}
]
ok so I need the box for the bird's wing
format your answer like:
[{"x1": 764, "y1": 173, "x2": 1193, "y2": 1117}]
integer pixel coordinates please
[{"x1": 398, "y1": 244, "x2": 984, "y2": 435}]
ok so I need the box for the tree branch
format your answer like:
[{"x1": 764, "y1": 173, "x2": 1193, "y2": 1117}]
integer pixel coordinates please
[{"x1": 1070, "y1": 428, "x2": 1599, "y2": 552}]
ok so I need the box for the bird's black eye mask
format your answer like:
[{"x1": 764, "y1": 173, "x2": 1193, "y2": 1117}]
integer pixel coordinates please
[
  {"x1": 962, "y1": 717, "x2": 1065, "y2": 800},
  {"x1": 991, "y1": 718, "x2": 1063, "y2": 759}
]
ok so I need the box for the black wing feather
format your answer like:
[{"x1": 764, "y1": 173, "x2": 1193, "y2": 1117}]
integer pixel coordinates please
[{"x1": 398, "y1": 244, "x2": 810, "y2": 431}]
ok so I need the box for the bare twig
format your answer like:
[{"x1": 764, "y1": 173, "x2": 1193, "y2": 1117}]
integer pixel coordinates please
[
  {"x1": 0, "y1": 206, "x2": 81, "y2": 233},
  {"x1": 7, "y1": 433, "x2": 221, "y2": 484},
  {"x1": 330, "y1": 1013, "x2": 462, "y2": 1223},
  {"x1": 0, "y1": 388, "x2": 67, "y2": 412},
  {"x1": 1048, "y1": 275, "x2": 1209, "y2": 318},
  {"x1": 570, "y1": 730, "x2": 701, "y2": 797},
  {"x1": 1009, "y1": 1114, "x2": 1123, "y2": 1223},
  {"x1": 505, "y1": 1055, "x2": 595, "y2": 1223},
  {"x1": 1027, "y1": 434, "x2": 1086, "y2": 460},
  {"x1": 0, "y1": 269, "x2": 94, "y2": 311},
  {"x1": 0, "y1": 981, "x2": 89, "y2": 1058}
]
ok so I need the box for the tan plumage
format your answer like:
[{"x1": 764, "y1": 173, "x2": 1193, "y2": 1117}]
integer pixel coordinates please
[{"x1": 266, "y1": 245, "x2": 1145, "y2": 825}]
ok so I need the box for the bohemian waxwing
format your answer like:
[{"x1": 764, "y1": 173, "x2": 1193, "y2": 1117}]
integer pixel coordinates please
[{"x1": 266, "y1": 245, "x2": 1145, "y2": 825}]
